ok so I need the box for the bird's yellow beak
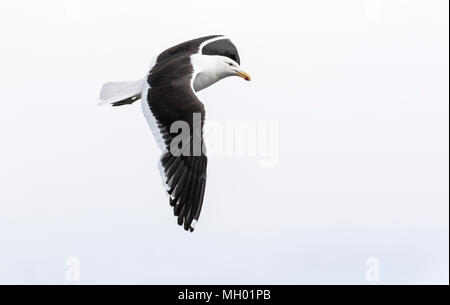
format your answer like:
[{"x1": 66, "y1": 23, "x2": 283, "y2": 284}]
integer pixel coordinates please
[{"x1": 236, "y1": 70, "x2": 251, "y2": 81}]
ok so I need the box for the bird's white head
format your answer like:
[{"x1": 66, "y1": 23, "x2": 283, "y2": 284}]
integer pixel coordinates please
[
  {"x1": 192, "y1": 54, "x2": 251, "y2": 91},
  {"x1": 218, "y1": 57, "x2": 251, "y2": 81}
]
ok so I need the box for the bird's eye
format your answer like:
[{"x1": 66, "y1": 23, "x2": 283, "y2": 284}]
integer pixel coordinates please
[{"x1": 228, "y1": 63, "x2": 233, "y2": 66}]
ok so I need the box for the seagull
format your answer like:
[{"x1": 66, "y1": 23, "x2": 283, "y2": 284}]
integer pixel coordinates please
[{"x1": 99, "y1": 35, "x2": 251, "y2": 232}]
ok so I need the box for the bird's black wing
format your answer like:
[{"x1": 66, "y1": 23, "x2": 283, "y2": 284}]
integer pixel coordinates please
[
  {"x1": 155, "y1": 35, "x2": 222, "y2": 66},
  {"x1": 143, "y1": 55, "x2": 207, "y2": 232}
]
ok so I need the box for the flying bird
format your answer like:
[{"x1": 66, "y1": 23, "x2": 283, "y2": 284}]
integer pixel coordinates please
[{"x1": 99, "y1": 35, "x2": 251, "y2": 232}]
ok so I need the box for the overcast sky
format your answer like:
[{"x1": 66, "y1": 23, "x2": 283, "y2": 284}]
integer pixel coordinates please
[{"x1": 0, "y1": 0, "x2": 448, "y2": 284}]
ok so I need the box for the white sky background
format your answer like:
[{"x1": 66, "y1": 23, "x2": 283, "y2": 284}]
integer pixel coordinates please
[{"x1": 0, "y1": 0, "x2": 448, "y2": 284}]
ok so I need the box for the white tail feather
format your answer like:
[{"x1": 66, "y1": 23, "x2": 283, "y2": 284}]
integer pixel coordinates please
[{"x1": 99, "y1": 79, "x2": 145, "y2": 106}]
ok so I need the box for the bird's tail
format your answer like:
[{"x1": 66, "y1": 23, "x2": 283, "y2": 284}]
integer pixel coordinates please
[{"x1": 98, "y1": 78, "x2": 145, "y2": 106}]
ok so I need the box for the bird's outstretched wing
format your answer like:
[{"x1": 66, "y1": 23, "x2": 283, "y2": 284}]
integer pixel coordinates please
[{"x1": 142, "y1": 54, "x2": 207, "y2": 232}]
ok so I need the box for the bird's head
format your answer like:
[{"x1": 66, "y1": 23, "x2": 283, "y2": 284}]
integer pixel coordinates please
[
  {"x1": 192, "y1": 54, "x2": 251, "y2": 91},
  {"x1": 220, "y1": 58, "x2": 251, "y2": 81}
]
